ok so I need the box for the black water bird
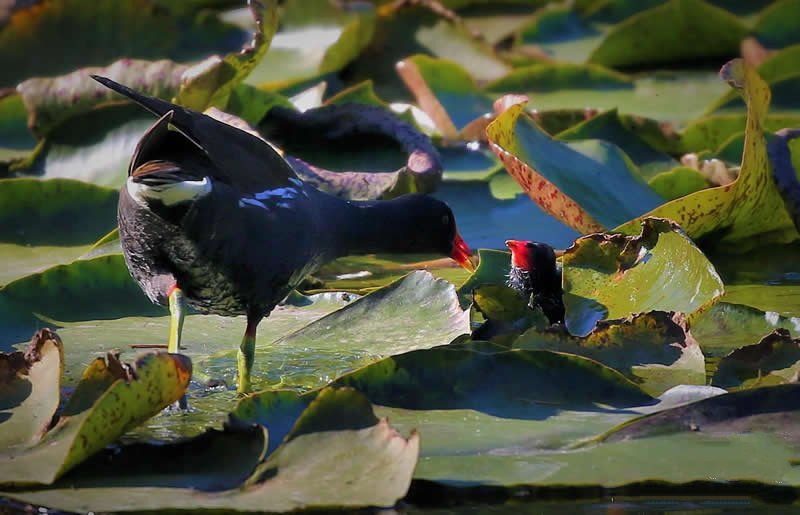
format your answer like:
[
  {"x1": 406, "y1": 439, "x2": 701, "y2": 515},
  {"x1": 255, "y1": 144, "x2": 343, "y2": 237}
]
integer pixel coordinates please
[
  {"x1": 505, "y1": 240, "x2": 565, "y2": 324},
  {"x1": 93, "y1": 75, "x2": 474, "y2": 393}
]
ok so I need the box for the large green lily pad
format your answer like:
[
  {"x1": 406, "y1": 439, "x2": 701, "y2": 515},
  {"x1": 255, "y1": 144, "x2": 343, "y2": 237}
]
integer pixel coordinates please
[
  {"x1": 0, "y1": 179, "x2": 118, "y2": 285},
  {"x1": 561, "y1": 218, "x2": 724, "y2": 337},
  {"x1": 514, "y1": 312, "x2": 706, "y2": 396},
  {"x1": 588, "y1": 0, "x2": 748, "y2": 69},
  {"x1": 4, "y1": 388, "x2": 419, "y2": 512}
]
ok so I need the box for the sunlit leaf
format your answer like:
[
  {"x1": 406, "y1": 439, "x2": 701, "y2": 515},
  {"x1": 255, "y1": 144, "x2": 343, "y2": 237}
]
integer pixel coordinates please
[
  {"x1": 486, "y1": 101, "x2": 664, "y2": 233},
  {"x1": 0, "y1": 350, "x2": 191, "y2": 486},
  {"x1": 588, "y1": 0, "x2": 747, "y2": 69},
  {"x1": 5, "y1": 387, "x2": 418, "y2": 512},
  {"x1": 616, "y1": 59, "x2": 799, "y2": 252},
  {"x1": 0, "y1": 329, "x2": 63, "y2": 449},
  {"x1": 562, "y1": 218, "x2": 724, "y2": 337},
  {"x1": 515, "y1": 312, "x2": 706, "y2": 396},
  {"x1": 712, "y1": 329, "x2": 800, "y2": 389}
]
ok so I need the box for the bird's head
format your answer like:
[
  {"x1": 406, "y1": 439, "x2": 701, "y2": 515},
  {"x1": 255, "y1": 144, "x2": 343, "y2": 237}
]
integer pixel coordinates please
[{"x1": 385, "y1": 195, "x2": 474, "y2": 271}]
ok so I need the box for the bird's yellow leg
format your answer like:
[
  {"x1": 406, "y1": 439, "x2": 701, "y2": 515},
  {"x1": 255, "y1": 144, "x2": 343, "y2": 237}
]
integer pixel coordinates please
[
  {"x1": 237, "y1": 319, "x2": 258, "y2": 394},
  {"x1": 168, "y1": 286, "x2": 187, "y2": 354}
]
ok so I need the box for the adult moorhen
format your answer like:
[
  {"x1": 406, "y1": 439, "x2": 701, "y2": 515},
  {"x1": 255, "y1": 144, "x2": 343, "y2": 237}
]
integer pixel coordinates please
[
  {"x1": 93, "y1": 76, "x2": 474, "y2": 394},
  {"x1": 505, "y1": 240, "x2": 565, "y2": 324}
]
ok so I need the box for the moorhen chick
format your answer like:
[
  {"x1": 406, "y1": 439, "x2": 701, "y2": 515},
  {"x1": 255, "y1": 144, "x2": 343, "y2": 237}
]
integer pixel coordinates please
[
  {"x1": 505, "y1": 240, "x2": 565, "y2": 324},
  {"x1": 93, "y1": 76, "x2": 474, "y2": 394}
]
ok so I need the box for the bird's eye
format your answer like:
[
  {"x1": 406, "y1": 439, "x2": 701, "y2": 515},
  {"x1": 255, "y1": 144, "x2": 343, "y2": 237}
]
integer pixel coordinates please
[{"x1": 442, "y1": 214, "x2": 450, "y2": 225}]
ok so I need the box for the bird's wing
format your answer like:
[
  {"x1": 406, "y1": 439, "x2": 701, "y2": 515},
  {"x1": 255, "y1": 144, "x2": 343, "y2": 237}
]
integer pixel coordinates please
[{"x1": 92, "y1": 75, "x2": 299, "y2": 193}]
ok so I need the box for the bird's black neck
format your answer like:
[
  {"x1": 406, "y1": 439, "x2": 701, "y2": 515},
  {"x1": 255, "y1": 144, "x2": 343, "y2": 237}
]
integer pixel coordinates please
[{"x1": 336, "y1": 199, "x2": 419, "y2": 255}]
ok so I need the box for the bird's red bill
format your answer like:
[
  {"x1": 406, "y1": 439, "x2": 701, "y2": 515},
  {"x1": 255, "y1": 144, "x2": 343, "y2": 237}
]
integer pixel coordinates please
[{"x1": 451, "y1": 232, "x2": 475, "y2": 271}]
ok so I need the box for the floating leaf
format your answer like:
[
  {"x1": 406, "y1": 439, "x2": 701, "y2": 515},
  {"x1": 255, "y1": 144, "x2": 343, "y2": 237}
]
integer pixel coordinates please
[
  {"x1": 245, "y1": 0, "x2": 377, "y2": 90},
  {"x1": 4, "y1": 388, "x2": 419, "y2": 512},
  {"x1": 0, "y1": 179, "x2": 119, "y2": 285},
  {"x1": 261, "y1": 102, "x2": 443, "y2": 200},
  {"x1": 345, "y1": 3, "x2": 509, "y2": 100},
  {"x1": 0, "y1": 350, "x2": 191, "y2": 486},
  {"x1": 588, "y1": 0, "x2": 748, "y2": 69},
  {"x1": 616, "y1": 59, "x2": 799, "y2": 252},
  {"x1": 514, "y1": 4, "x2": 605, "y2": 64},
  {"x1": 267, "y1": 271, "x2": 470, "y2": 388},
  {"x1": 0, "y1": 329, "x2": 63, "y2": 449},
  {"x1": 397, "y1": 54, "x2": 494, "y2": 139},
  {"x1": 599, "y1": 383, "x2": 800, "y2": 444},
  {"x1": 752, "y1": 0, "x2": 800, "y2": 48},
  {"x1": 17, "y1": 59, "x2": 186, "y2": 138},
  {"x1": 515, "y1": 312, "x2": 706, "y2": 396},
  {"x1": 555, "y1": 109, "x2": 678, "y2": 178},
  {"x1": 175, "y1": 0, "x2": 279, "y2": 112},
  {"x1": 648, "y1": 166, "x2": 711, "y2": 200},
  {"x1": 712, "y1": 329, "x2": 800, "y2": 389},
  {"x1": 486, "y1": 101, "x2": 664, "y2": 233},
  {"x1": 486, "y1": 63, "x2": 633, "y2": 93},
  {"x1": 562, "y1": 218, "x2": 724, "y2": 337},
  {"x1": 0, "y1": 0, "x2": 245, "y2": 89}
]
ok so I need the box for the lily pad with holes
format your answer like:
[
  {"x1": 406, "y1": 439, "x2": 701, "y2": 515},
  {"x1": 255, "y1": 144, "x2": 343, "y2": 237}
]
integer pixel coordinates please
[{"x1": 561, "y1": 218, "x2": 724, "y2": 337}]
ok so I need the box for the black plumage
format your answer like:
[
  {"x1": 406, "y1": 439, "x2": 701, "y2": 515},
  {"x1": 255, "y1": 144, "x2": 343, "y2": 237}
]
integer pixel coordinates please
[
  {"x1": 505, "y1": 240, "x2": 565, "y2": 324},
  {"x1": 94, "y1": 76, "x2": 473, "y2": 393}
]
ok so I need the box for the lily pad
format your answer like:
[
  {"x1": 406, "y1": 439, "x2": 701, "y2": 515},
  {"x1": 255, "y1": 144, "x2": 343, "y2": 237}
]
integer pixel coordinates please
[
  {"x1": 555, "y1": 109, "x2": 678, "y2": 178},
  {"x1": 561, "y1": 218, "x2": 724, "y2": 337},
  {"x1": 396, "y1": 54, "x2": 494, "y2": 138},
  {"x1": 648, "y1": 166, "x2": 711, "y2": 200},
  {"x1": 514, "y1": 4, "x2": 605, "y2": 64},
  {"x1": 0, "y1": 178, "x2": 119, "y2": 285},
  {"x1": 514, "y1": 312, "x2": 706, "y2": 396},
  {"x1": 257, "y1": 271, "x2": 469, "y2": 389},
  {"x1": 344, "y1": 3, "x2": 509, "y2": 101},
  {"x1": 599, "y1": 383, "x2": 800, "y2": 444},
  {"x1": 0, "y1": 0, "x2": 246, "y2": 89},
  {"x1": 752, "y1": 0, "x2": 800, "y2": 48},
  {"x1": 588, "y1": 0, "x2": 748, "y2": 69},
  {"x1": 712, "y1": 329, "x2": 800, "y2": 389},
  {"x1": 486, "y1": 63, "x2": 634, "y2": 93},
  {"x1": 244, "y1": 0, "x2": 376, "y2": 90},
  {"x1": 486, "y1": 101, "x2": 664, "y2": 233},
  {"x1": 0, "y1": 329, "x2": 63, "y2": 449},
  {"x1": 616, "y1": 59, "x2": 799, "y2": 253},
  {"x1": 4, "y1": 387, "x2": 419, "y2": 512},
  {"x1": 0, "y1": 350, "x2": 191, "y2": 486}
]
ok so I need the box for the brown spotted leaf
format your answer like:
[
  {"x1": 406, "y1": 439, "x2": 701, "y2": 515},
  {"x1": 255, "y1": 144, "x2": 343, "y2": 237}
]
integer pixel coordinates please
[
  {"x1": 486, "y1": 99, "x2": 664, "y2": 233},
  {"x1": 616, "y1": 59, "x2": 799, "y2": 252}
]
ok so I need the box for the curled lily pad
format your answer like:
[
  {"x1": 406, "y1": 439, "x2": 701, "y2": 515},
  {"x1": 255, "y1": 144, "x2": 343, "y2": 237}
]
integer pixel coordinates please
[
  {"x1": 260, "y1": 103, "x2": 443, "y2": 200},
  {"x1": 562, "y1": 218, "x2": 724, "y2": 337},
  {"x1": 712, "y1": 329, "x2": 800, "y2": 389},
  {"x1": 486, "y1": 99, "x2": 664, "y2": 233},
  {"x1": 514, "y1": 312, "x2": 706, "y2": 396},
  {"x1": 0, "y1": 329, "x2": 63, "y2": 450},
  {"x1": 17, "y1": 59, "x2": 186, "y2": 138},
  {"x1": 0, "y1": 349, "x2": 191, "y2": 486},
  {"x1": 4, "y1": 388, "x2": 419, "y2": 513},
  {"x1": 616, "y1": 59, "x2": 799, "y2": 252},
  {"x1": 174, "y1": 0, "x2": 279, "y2": 112}
]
